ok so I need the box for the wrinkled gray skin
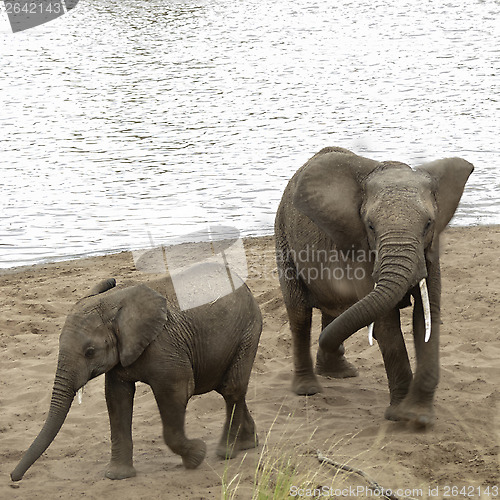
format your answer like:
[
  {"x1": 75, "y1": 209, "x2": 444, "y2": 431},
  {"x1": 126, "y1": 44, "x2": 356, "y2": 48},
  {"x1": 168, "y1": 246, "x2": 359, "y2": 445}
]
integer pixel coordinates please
[
  {"x1": 275, "y1": 147, "x2": 473, "y2": 427},
  {"x1": 11, "y1": 263, "x2": 262, "y2": 481}
]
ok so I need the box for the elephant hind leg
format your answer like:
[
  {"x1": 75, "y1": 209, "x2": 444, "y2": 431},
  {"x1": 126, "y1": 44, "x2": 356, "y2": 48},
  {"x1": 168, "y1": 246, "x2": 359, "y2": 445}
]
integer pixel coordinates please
[
  {"x1": 216, "y1": 394, "x2": 257, "y2": 460},
  {"x1": 216, "y1": 338, "x2": 259, "y2": 459},
  {"x1": 315, "y1": 312, "x2": 358, "y2": 379}
]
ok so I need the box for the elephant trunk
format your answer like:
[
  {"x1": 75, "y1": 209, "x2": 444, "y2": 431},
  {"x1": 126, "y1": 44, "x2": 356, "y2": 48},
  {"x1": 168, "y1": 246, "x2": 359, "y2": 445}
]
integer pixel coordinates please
[
  {"x1": 319, "y1": 234, "x2": 425, "y2": 351},
  {"x1": 11, "y1": 361, "x2": 76, "y2": 481}
]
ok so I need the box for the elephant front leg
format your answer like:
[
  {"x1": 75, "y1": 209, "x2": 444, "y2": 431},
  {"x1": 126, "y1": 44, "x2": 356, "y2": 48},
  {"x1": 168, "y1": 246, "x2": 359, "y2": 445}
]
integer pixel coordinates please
[
  {"x1": 152, "y1": 386, "x2": 206, "y2": 469},
  {"x1": 397, "y1": 274, "x2": 441, "y2": 428},
  {"x1": 316, "y1": 313, "x2": 358, "y2": 378},
  {"x1": 286, "y1": 303, "x2": 322, "y2": 395},
  {"x1": 105, "y1": 371, "x2": 137, "y2": 480},
  {"x1": 372, "y1": 309, "x2": 413, "y2": 421}
]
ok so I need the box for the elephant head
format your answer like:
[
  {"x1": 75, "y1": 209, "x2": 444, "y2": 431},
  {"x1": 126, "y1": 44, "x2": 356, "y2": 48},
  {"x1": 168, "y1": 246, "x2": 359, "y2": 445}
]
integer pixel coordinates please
[
  {"x1": 11, "y1": 279, "x2": 167, "y2": 481},
  {"x1": 292, "y1": 150, "x2": 473, "y2": 351}
]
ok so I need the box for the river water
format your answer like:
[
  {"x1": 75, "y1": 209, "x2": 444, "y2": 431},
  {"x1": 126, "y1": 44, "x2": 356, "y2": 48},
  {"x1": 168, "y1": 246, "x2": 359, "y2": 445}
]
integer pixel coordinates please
[{"x1": 1, "y1": 0, "x2": 499, "y2": 268}]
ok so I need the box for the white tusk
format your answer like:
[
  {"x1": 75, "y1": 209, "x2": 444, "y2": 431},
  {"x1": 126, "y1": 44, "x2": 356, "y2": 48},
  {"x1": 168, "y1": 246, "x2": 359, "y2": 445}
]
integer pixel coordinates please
[
  {"x1": 367, "y1": 322, "x2": 374, "y2": 346},
  {"x1": 367, "y1": 282, "x2": 377, "y2": 346},
  {"x1": 77, "y1": 387, "x2": 83, "y2": 405},
  {"x1": 419, "y1": 278, "x2": 431, "y2": 342}
]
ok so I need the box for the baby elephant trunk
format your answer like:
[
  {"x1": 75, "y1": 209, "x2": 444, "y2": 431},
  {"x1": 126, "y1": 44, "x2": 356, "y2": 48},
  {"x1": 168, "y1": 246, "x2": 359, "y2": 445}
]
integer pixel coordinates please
[{"x1": 11, "y1": 371, "x2": 76, "y2": 481}]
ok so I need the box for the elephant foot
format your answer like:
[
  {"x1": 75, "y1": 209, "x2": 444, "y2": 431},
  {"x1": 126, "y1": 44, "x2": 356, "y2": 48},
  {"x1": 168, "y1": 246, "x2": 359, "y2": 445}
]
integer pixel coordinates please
[
  {"x1": 315, "y1": 349, "x2": 358, "y2": 379},
  {"x1": 292, "y1": 373, "x2": 322, "y2": 396},
  {"x1": 216, "y1": 433, "x2": 258, "y2": 460},
  {"x1": 316, "y1": 358, "x2": 358, "y2": 378},
  {"x1": 105, "y1": 463, "x2": 137, "y2": 480},
  {"x1": 384, "y1": 403, "x2": 435, "y2": 429},
  {"x1": 181, "y1": 439, "x2": 206, "y2": 469}
]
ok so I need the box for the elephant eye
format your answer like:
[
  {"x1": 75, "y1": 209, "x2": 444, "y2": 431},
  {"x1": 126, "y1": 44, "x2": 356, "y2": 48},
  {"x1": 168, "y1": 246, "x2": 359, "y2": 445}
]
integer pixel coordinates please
[
  {"x1": 84, "y1": 347, "x2": 95, "y2": 359},
  {"x1": 424, "y1": 219, "x2": 432, "y2": 233},
  {"x1": 367, "y1": 221, "x2": 375, "y2": 232}
]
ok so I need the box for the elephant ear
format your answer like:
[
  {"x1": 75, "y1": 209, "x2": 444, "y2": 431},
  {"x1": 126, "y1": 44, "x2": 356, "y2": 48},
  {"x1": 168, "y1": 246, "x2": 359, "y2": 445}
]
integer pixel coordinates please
[
  {"x1": 418, "y1": 158, "x2": 474, "y2": 234},
  {"x1": 75, "y1": 279, "x2": 116, "y2": 308},
  {"x1": 114, "y1": 285, "x2": 167, "y2": 367},
  {"x1": 292, "y1": 149, "x2": 380, "y2": 249}
]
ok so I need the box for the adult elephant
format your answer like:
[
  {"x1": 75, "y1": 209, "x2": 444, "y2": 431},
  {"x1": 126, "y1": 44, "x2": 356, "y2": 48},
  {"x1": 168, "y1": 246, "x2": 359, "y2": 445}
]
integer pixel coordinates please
[
  {"x1": 275, "y1": 146, "x2": 473, "y2": 427},
  {"x1": 11, "y1": 263, "x2": 262, "y2": 481}
]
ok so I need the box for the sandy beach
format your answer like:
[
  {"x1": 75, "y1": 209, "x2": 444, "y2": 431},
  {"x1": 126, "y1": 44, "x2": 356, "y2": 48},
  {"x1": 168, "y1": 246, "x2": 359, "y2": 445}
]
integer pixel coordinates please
[{"x1": 0, "y1": 226, "x2": 498, "y2": 499}]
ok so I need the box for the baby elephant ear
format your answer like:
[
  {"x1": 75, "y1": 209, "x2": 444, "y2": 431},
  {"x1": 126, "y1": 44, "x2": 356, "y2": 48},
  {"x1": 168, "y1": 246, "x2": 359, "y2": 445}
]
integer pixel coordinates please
[{"x1": 114, "y1": 285, "x2": 168, "y2": 367}]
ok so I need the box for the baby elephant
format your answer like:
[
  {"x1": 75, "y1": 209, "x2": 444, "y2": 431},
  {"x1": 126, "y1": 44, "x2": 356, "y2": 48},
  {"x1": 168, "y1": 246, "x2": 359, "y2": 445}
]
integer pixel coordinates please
[{"x1": 11, "y1": 262, "x2": 262, "y2": 481}]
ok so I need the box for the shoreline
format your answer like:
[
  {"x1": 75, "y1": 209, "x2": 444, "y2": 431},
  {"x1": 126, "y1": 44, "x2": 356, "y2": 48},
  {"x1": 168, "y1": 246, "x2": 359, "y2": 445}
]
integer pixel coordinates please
[
  {"x1": 1, "y1": 224, "x2": 499, "y2": 276},
  {"x1": 0, "y1": 230, "x2": 275, "y2": 275}
]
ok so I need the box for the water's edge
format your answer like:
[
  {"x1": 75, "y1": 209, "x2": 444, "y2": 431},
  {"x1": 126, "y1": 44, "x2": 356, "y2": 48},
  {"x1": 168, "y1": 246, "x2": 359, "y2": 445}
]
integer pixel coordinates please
[{"x1": 2, "y1": 224, "x2": 497, "y2": 276}]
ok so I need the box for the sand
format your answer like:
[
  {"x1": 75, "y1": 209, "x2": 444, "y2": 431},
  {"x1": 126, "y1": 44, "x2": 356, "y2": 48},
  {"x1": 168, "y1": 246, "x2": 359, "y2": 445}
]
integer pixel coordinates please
[{"x1": 0, "y1": 226, "x2": 498, "y2": 499}]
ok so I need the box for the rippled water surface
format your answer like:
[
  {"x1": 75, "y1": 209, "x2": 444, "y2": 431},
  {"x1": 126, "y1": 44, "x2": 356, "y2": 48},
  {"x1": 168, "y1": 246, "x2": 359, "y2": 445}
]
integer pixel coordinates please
[{"x1": 1, "y1": 0, "x2": 499, "y2": 268}]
